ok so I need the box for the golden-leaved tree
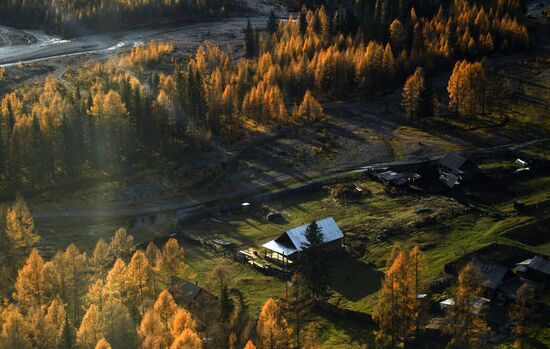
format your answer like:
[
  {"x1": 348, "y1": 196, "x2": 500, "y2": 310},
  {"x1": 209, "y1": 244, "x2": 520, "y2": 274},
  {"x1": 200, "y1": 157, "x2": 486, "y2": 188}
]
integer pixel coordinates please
[
  {"x1": 292, "y1": 90, "x2": 323, "y2": 122},
  {"x1": 125, "y1": 250, "x2": 154, "y2": 316},
  {"x1": 90, "y1": 239, "x2": 113, "y2": 279},
  {"x1": 5, "y1": 194, "x2": 40, "y2": 256},
  {"x1": 159, "y1": 238, "x2": 189, "y2": 281},
  {"x1": 256, "y1": 298, "x2": 291, "y2": 349},
  {"x1": 139, "y1": 290, "x2": 201, "y2": 349},
  {"x1": 447, "y1": 60, "x2": 488, "y2": 122},
  {"x1": 509, "y1": 283, "x2": 540, "y2": 349},
  {"x1": 95, "y1": 338, "x2": 112, "y2": 349},
  {"x1": 13, "y1": 248, "x2": 48, "y2": 310},
  {"x1": 108, "y1": 228, "x2": 134, "y2": 259},
  {"x1": 77, "y1": 304, "x2": 103, "y2": 349},
  {"x1": 0, "y1": 305, "x2": 31, "y2": 349},
  {"x1": 170, "y1": 328, "x2": 202, "y2": 349},
  {"x1": 374, "y1": 246, "x2": 426, "y2": 348},
  {"x1": 401, "y1": 67, "x2": 425, "y2": 124},
  {"x1": 243, "y1": 340, "x2": 257, "y2": 349},
  {"x1": 29, "y1": 299, "x2": 66, "y2": 349},
  {"x1": 443, "y1": 263, "x2": 491, "y2": 348}
]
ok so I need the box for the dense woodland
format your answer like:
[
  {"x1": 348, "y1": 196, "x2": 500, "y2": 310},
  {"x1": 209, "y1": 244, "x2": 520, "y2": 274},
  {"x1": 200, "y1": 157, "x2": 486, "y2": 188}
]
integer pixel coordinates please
[
  {"x1": 0, "y1": 0, "x2": 247, "y2": 35},
  {"x1": 0, "y1": 0, "x2": 529, "y2": 193}
]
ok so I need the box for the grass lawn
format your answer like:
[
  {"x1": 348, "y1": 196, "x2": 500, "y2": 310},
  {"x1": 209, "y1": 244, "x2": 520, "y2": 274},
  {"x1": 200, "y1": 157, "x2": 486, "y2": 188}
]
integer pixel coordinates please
[{"x1": 184, "y1": 247, "x2": 286, "y2": 314}]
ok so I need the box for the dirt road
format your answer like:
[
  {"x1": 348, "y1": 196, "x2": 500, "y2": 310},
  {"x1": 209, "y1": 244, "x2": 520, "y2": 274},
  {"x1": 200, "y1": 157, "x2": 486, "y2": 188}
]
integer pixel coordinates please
[
  {"x1": 30, "y1": 137, "x2": 549, "y2": 222},
  {"x1": 0, "y1": 16, "x2": 269, "y2": 67}
]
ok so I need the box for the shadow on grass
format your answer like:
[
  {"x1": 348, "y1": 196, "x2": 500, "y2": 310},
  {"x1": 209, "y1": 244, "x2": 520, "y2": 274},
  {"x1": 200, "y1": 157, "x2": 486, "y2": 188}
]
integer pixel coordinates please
[
  {"x1": 314, "y1": 309, "x2": 375, "y2": 349},
  {"x1": 330, "y1": 254, "x2": 383, "y2": 302}
]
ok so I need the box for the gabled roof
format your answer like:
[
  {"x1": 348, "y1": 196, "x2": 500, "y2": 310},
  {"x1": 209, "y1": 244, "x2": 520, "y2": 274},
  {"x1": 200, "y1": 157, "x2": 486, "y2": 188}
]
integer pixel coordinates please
[
  {"x1": 471, "y1": 257, "x2": 509, "y2": 290},
  {"x1": 439, "y1": 153, "x2": 468, "y2": 171},
  {"x1": 527, "y1": 255, "x2": 550, "y2": 275},
  {"x1": 262, "y1": 217, "x2": 343, "y2": 255},
  {"x1": 262, "y1": 240, "x2": 297, "y2": 256},
  {"x1": 285, "y1": 216, "x2": 343, "y2": 249}
]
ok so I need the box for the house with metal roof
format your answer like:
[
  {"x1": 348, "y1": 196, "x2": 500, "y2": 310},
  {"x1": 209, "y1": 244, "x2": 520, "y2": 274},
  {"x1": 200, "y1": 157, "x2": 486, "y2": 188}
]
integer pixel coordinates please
[{"x1": 262, "y1": 217, "x2": 343, "y2": 261}]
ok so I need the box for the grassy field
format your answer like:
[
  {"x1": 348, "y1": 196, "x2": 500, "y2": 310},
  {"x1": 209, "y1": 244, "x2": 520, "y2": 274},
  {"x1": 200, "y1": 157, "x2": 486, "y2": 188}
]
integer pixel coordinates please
[{"x1": 170, "y1": 153, "x2": 550, "y2": 347}]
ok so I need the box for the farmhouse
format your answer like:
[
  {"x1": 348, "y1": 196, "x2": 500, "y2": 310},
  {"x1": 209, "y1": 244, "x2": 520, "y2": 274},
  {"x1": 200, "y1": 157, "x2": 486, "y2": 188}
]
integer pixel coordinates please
[
  {"x1": 438, "y1": 152, "x2": 481, "y2": 184},
  {"x1": 262, "y1": 216, "x2": 343, "y2": 261}
]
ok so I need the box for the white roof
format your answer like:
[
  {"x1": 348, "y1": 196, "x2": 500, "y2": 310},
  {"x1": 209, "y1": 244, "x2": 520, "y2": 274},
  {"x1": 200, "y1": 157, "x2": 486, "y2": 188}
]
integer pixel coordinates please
[
  {"x1": 262, "y1": 240, "x2": 297, "y2": 256},
  {"x1": 516, "y1": 258, "x2": 532, "y2": 266},
  {"x1": 262, "y1": 217, "x2": 343, "y2": 255},
  {"x1": 439, "y1": 297, "x2": 490, "y2": 314},
  {"x1": 440, "y1": 298, "x2": 455, "y2": 307}
]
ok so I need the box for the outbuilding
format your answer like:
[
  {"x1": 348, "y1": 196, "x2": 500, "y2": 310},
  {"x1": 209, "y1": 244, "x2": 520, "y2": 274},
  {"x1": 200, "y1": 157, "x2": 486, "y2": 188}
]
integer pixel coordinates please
[
  {"x1": 169, "y1": 277, "x2": 217, "y2": 308},
  {"x1": 516, "y1": 255, "x2": 550, "y2": 286}
]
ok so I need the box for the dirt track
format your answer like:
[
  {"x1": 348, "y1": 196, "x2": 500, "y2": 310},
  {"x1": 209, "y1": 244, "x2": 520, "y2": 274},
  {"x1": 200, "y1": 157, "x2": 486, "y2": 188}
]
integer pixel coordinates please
[{"x1": 0, "y1": 16, "x2": 273, "y2": 67}]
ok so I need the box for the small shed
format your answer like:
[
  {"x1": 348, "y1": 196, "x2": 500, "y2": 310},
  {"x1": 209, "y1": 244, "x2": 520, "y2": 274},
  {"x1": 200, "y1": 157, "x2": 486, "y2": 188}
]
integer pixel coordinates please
[
  {"x1": 376, "y1": 170, "x2": 421, "y2": 187},
  {"x1": 169, "y1": 277, "x2": 218, "y2": 331},
  {"x1": 169, "y1": 277, "x2": 217, "y2": 308},
  {"x1": 262, "y1": 217, "x2": 343, "y2": 261}
]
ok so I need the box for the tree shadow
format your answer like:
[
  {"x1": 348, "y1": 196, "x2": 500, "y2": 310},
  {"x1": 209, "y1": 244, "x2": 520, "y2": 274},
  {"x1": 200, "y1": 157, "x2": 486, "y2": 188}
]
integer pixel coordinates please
[{"x1": 329, "y1": 254, "x2": 383, "y2": 302}]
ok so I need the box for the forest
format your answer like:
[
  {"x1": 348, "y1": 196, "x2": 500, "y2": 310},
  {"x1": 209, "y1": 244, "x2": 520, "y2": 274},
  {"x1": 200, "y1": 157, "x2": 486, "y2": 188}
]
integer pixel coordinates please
[
  {"x1": 0, "y1": 0, "x2": 544, "y2": 346},
  {"x1": 0, "y1": 0, "x2": 529, "y2": 194},
  {"x1": 0, "y1": 0, "x2": 248, "y2": 35}
]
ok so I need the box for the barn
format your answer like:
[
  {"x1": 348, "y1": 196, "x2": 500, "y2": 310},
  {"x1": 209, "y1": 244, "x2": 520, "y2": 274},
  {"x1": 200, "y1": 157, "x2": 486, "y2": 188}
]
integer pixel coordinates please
[{"x1": 262, "y1": 216, "x2": 343, "y2": 261}]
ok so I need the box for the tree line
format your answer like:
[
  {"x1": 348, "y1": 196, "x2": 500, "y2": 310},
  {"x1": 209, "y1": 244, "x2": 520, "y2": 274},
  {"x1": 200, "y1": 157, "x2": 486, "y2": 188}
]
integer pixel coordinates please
[
  {"x1": 0, "y1": 0, "x2": 247, "y2": 36},
  {"x1": 401, "y1": 58, "x2": 513, "y2": 124},
  {"x1": 0, "y1": 0, "x2": 529, "y2": 192}
]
